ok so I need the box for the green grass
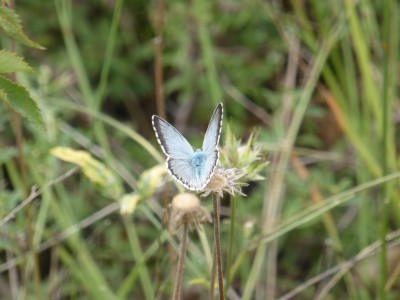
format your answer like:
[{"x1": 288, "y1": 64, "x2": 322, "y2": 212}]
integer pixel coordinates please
[{"x1": 1, "y1": 0, "x2": 399, "y2": 299}]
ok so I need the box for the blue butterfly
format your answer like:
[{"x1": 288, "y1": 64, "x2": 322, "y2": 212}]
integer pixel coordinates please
[{"x1": 152, "y1": 103, "x2": 223, "y2": 191}]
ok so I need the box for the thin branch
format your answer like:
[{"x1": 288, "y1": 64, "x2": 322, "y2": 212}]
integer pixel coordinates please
[
  {"x1": 0, "y1": 202, "x2": 120, "y2": 273},
  {"x1": 279, "y1": 230, "x2": 400, "y2": 300},
  {"x1": 172, "y1": 223, "x2": 189, "y2": 300},
  {"x1": 209, "y1": 235, "x2": 217, "y2": 300},
  {"x1": 0, "y1": 168, "x2": 78, "y2": 228}
]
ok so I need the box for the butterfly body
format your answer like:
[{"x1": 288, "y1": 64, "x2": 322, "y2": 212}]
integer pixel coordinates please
[
  {"x1": 190, "y1": 150, "x2": 207, "y2": 176},
  {"x1": 152, "y1": 103, "x2": 223, "y2": 191}
]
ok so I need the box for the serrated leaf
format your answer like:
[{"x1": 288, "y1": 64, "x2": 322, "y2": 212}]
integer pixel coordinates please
[
  {"x1": 0, "y1": 50, "x2": 33, "y2": 73},
  {"x1": 0, "y1": 6, "x2": 44, "y2": 49},
  {"x1": 0, "y1": 76, "x2": 44, "y2": 129},
  {"x1": 50, "y1": 147, "x2": 122, "y2": 198}
]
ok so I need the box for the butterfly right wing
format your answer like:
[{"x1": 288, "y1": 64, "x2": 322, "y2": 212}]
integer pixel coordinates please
[
  {"x1": 152, "y1": 115, "x2": 194, "y2": 159},
  {"x1": 202, "y1": 103, "x2": 223, "y2": 154}
]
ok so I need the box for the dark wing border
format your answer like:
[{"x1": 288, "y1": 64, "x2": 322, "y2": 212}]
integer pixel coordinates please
[{"x1": 202, "y1": 103, "x2": 223, "y2": 154}]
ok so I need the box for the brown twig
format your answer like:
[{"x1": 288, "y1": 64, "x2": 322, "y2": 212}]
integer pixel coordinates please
[
  {"x1": 5, "y1": 1, "x2": 40, "y2": 296},
  {"x1": 172, "y1": 222, "x2": 189, "y2": 300},
  {"x1": 209, "y1": 236, "x2": 217, "y2": 300}
]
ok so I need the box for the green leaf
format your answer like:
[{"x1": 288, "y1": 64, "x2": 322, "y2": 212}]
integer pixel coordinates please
[
  {"x1": 119, "y1": 193, "x2": 140, "y2": 215},
  {"x1": 0, "y1": 6, "x2": 44, "y2": 49},
  {"x1": 0, "y1": 75, "x2": 45, "y2": 129},
  {"x1": 118, "y1": 165, "x2": 167, "y2": 215},
  {"x1": 137, "y1": 164, "x2": 166, "y2": 199},
  {"x1": 0, "y1": 50, "x2": 33, "y2": 73},
  {"x1": 0, "y1": 147, "x2": 17, "y2": 164}
]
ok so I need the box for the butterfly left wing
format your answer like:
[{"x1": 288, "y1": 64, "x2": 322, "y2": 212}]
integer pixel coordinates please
[
  {"x1": 152, "y1": 115, "x2": 194, "y2": 159},
  {"x1": 202, "y1": 103, "x2": 223, "y2": 154},
  {"x1": 152, "y1": 115, "x2": 198, "y2": 189},
  {"x1": 165, "y1": 157, "x2": 195, "y2": 190}
]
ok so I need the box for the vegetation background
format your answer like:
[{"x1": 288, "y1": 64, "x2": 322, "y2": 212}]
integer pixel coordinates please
[{"x1": 0, "y1": 0, "x2": 399, "y2": 299}]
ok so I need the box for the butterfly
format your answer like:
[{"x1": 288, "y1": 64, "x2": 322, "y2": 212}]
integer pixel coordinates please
[{"x1": 152, "y1": 103, "x2": 223, "y2": 191}]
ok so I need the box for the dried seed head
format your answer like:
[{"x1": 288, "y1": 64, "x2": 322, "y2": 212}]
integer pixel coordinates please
[
  {"x1": 169, "y1": 193, "x2": 211, "y2": 230},
  {"x1": 201, "y1": 166, "x2": 248, "y2": 198}
]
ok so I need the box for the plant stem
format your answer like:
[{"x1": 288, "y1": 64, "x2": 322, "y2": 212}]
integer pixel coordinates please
[
  {"x1": 154, "y1": 0, "x2": 166, "y2": 118},
  {"x1": 243, "y1": 32, "x2": 336, "y2": 300},
  {"x1": 123, "y1": 217, "x2": 154, "y2": 300},
  {"x1": 209, "y1": 237, "x2": 216, "y2": 300},
  {"x1": 7, "y1": 0, "x2": 41, "y2": 297},
  {"x1": 226, "y1": 196, "x2": 235, "y2": 293},
  {"x1": 172, "y1": 222, "x2": 189, "y2": 300},
  {"x1": 194, "y1": 0, "x2": 222, "y2": 107},
  {"x1": 213, "y1": 195, "x2": 224, "y2": 300}
]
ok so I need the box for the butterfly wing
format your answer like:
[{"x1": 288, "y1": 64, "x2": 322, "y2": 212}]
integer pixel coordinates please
[
  {"x1": 152, "y1": 115, "x2": 198, "y2": 189},
  {"x1": 167, "y1": 150, "x2": 219, "y2": 191},
  {"x1": 202, "y1": 103, "x2": 223, "y2": 154},
  {"x1": 166, "y1": 157, "x2": 197, "y2": 190},
  {"x1": 152, "y1": 104, "x2": 223, "y2": 191},
  {"x1": 152, "y1": 115, "x2": 194, "y2": 158},
  {"x1": 196, "y1": 103, "x2": 223, "y2": 190},
  {"x1": 198, "y1": 149, "x2": 219, "y2": 190}
]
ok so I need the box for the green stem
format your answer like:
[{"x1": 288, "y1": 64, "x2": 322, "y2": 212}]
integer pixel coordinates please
[
  {"x1": 123, "y1": 217, "x2": 154, "y2": 300},
  {"x1": 154, "y1": 0, "x2": 166, "y2": 118},
  {"x1": 94, "y1": 0, "x2": 124, "y2": 110},
  {"x1": 242, "y1": 31, "x2": 339, "y2": 299},
  {"x1": 194, "y1": 0, "x2": 222, "y2": 106},
  {"x1": 225, "y1": 196, "x2": 235, "y2": 293},
  {"x1": 213, "y1": 195, "x2": 224, "y2": 300},
  {"x1": 378, "y1": 0, "x2": 394, "y2": 297}
]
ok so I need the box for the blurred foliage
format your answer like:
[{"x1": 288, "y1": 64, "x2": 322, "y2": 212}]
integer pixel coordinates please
[{"x1": 0, "y1": 0, "x2": 399, "y2": 299}]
